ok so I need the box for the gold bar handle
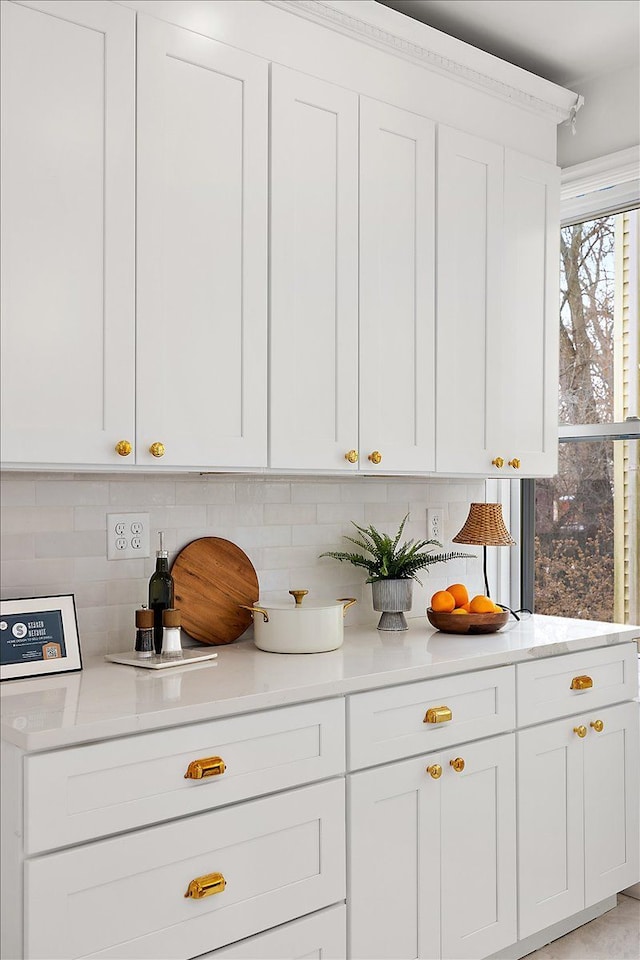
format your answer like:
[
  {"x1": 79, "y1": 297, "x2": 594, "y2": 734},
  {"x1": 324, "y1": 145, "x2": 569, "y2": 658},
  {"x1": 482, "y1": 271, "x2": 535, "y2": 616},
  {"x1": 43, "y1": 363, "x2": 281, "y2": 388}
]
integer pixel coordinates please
[
  {"x1": 238, "y1": 604, "x2": 269, "y2": 623},
  {"x1": 184, "y1": 756, "x2": 226, "y2": 780},
  {"x1": 184, "y1": 872, "x2": 226, "y2": 899},
  {"x1": 337, "y1": 597, "x2": 358, "y2": 617},
  {"x1": 424, "y1": 706, "x2": 452, "y2": 724},
  {"x1": 570, "y1": 675, "x2": 593, "y2": 690}
]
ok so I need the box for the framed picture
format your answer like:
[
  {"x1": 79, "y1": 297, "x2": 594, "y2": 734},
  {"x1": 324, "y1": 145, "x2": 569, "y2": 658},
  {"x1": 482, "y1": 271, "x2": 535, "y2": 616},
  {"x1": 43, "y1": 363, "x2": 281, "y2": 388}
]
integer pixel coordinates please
[{"x1": 0, "y1": 595, "x2": 82, "y2": 681}]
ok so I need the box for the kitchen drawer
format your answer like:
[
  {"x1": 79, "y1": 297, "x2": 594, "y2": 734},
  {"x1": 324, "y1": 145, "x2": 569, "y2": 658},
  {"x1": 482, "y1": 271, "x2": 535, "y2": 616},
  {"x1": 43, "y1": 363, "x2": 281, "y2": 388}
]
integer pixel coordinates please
[
  {"x1": 347, "y1": 666, "x2": 515, "y2": 770},
  {"x1": 24, "y1": 698, "x2": 344, "y2": 854},
  {"x1": 517, "y1": 643, "x2": 638, "y2": 727},
  {"x1": 25, "y1": 778, "x2": 345, "y2": 960},
  {"x1": 201, "y1": 904, "x2": 346, "y2": 958}
]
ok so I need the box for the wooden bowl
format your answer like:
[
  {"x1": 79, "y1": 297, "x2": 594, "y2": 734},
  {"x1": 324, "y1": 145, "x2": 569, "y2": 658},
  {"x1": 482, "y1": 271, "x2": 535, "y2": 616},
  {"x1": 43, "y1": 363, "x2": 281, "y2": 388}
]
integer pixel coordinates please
[{"x1": 426, "y1": 607, "x2": 510, "y2": 635}]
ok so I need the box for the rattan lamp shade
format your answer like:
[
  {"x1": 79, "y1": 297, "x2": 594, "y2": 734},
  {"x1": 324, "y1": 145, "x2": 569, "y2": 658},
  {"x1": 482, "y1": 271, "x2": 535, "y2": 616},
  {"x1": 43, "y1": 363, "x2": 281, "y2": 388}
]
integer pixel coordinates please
[{"x1": 452, "y1": 503, "x2": 515, "y2": 547}]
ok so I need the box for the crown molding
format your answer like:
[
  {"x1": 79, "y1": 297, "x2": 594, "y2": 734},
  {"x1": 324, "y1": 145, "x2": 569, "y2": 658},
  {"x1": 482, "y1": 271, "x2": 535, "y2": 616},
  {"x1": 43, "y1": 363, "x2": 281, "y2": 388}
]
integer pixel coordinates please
[{"x1": 265, "y1": 0, "x2": 578, "y2": 124}]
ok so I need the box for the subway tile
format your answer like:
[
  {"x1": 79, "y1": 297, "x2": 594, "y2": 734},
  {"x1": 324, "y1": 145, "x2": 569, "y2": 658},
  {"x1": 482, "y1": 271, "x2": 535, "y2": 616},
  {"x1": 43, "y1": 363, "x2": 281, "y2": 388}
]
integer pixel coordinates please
[
  {"x1": 0, "y1": 480, "x2": 36, "y2": 506},
  {"x1": 317, "y1": 503, "x2": 365, "y2": 525},
  {"x1": 164, "y1": 505, "x2": 208, "y2": 529},
  {"x1": 0, "y1": 558, "x2": 75, "y2": 589},
  {"x1": 364, "y1": 502, "x2": 410, "y2": 524},
  {"x1": 77, "y1": 557, "x2": 147, "y2": 582},
  {"x1": 0, "y1": 534, "x2": 35, "y2": 560},
  {"x1": 35, "y1": 479, "x2": 109, "y2": 506},
  {"x1": 175, "y1": 481, "x2": 235, "y2": 505},
  {"x1": 254, "y1": 569, "x2": 291, "y2": 594},
  {"x1": 227, "y1": 525, "x2": 291, "y2": 549},
  {"x1": 109, "y1": 480, "x2": 176, "y2": 506},
  {"x1": 1, "y1": 506, "x2": 74, "y2": 535},
  {"x1": 387, "y1": 481, "x2": 430, "y2": 502},
  {"x1": 261, "y1": 545, "x2": 319, "y2": 569},
  {"x1": 264, "y1": 503, "x2": 316, "y2": 525},
  {"x1": 292, "y1": 523, "x2": 344, "y2": 547},
  {"x1": 74, "y1": 506, "x2": 110, "y2": 531},
  {"x1": 236, "y1": 480, "x2": 291, "y2": 504},
  {"x1": 291, "y1": 481, "x2": 341, "y2": 503},
  {"x1": 207, "y1": 504, "x2": 263, "y2": 527},
  {"x1": 72, "y1": 581, "x2": 109, "y2": 608},
  {"x1": 340, "y1": 481, "x2": 387, "y2": 503},
  {"x1": 35, "y1": 530, "x2": 106, "y2": 559}
]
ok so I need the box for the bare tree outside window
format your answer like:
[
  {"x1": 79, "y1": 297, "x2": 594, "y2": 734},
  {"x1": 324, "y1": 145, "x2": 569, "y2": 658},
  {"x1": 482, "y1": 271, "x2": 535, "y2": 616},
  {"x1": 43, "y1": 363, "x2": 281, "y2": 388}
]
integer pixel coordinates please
[{"x1": 534, "y1": 212, "x2": 639, "y2": 623}]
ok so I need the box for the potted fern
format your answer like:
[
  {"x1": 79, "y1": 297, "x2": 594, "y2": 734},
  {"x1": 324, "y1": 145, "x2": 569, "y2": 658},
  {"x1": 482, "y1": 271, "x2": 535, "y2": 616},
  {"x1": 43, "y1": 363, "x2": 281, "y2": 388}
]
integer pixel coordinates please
[{"x1": 319, "y1": 514, "x2": 472, "y2": 631}]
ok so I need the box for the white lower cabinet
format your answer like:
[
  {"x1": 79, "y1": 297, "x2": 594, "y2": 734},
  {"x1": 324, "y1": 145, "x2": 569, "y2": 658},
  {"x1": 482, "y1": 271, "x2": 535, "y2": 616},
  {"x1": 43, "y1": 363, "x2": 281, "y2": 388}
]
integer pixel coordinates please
[
  {"x1": 348, "y1": 733, "x2": 517, "y2": 960},
  {"x1": 518, "y1": 700, "x2": 640, "y2": 940},
  {"x1": 203, "y1": 904, "x2": 346, "y2": 959}
]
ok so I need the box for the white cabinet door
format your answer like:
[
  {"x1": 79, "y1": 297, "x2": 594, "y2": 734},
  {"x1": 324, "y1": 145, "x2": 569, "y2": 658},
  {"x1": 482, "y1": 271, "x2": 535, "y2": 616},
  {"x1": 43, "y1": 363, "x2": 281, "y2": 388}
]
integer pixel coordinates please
[
  {"x1": 438, "y1": 735, "x2": 517, "y2": 960},
  {"x1": 359, "y1": 97, "x2": 436, "y2": 473},
  {"x1": 518, "y1": 716, "x2": 585, "y2": 938},
  {"x1": 1, "y1": 0, "x2": 135, "y2": 465},
  {"x1": 348, "y1": 734, "x2": 516, "y2": 960},
  {"x1": 136, "y1": 15, "x2": 267, "y2": 468},
  {"x1": 492, "y1": 150, "x2": 560, "y2": 477},
  {"x1": 518, "y1": 702, "x2": 640, "y2": 940},
  {"x1": 436, "y1": 126, "x2": 503, "y2": 476},
  {"x1": 270, "y1": 65, "x2": 358, "y2": 471},
  {"x1": 584, "y1": 701, "x2": 639, "y2": 906}
]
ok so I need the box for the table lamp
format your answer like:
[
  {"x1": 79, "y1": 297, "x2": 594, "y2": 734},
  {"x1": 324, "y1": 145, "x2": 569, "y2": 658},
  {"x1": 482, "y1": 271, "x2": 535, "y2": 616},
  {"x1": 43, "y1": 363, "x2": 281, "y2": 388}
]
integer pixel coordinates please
[{"x1": 452, "y1": 502, "x2": 515, "y2": 599}]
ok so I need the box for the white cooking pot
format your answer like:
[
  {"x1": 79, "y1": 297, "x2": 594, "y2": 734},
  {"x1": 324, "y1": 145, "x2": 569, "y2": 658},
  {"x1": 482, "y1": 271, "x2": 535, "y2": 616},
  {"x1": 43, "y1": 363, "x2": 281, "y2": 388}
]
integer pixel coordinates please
[{"x1": 240, "y1": 590, "x2": 357, "y2": 654}]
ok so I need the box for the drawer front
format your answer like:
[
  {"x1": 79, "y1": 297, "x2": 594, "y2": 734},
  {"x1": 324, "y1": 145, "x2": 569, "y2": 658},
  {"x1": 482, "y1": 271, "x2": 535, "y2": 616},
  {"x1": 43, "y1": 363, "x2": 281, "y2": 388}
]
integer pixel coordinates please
[
  {"x1": 25, "y1": 779, "x2": 346, "y2": 960},
  {"x1": 517, "y1": 643, "x2": 638, "y2": 727},
  {"x1": 203, "y1": 904, "x2": 346, "y2": 959},
  {"x1": 347, "y1": 666, "x2": 515, "y2": 770},
  {"x1": 24, "y1": 698, "x2": 345, "y2": 854}
]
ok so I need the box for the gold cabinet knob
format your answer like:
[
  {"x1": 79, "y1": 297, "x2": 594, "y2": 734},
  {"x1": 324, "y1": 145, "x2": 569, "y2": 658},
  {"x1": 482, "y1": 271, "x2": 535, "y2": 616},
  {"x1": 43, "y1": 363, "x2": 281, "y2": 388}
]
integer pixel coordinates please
[
  {"x1": 570, "y1": 675, "x2": 593, "y2": 690},
  {"x1": 426, "y1": 764, "x2": 442, "y2": 779},
  {"x1": 368, "y1": 451, "x2": 382, "y2": 464},
  {"x1": 491, "y1": 457, "x2": 505, "y2": 468},
  {"x1": 184, "y1": 756, "x2": 226, "y2": 780},
  {"x1": 114, "y1": 440, "x2": 132, "y2": 457},
  {"x1": 149, "y1": 442, "x2": 165, "y2": 458},
  {"x1": 573, "y1": 725, "x2": 587, "y2": 739},
  {"x1": 345, "y1": 449, "x2": 358, "y2": 464},
  {"x1": 508, "y1": 458, "x2": 521, "y2": 469},
  {"x1": 590, "y1": 719, "x2": 604, "y2": 733},
  {"x1": 424, "y1": 705, "x2": 452, "y2": 724},
  {"x1": 184, "y1": 872, "x2": 226, "y2": 899},
  {"x1": 450, "y1": 757, "x2": 465, "y2": 773}
]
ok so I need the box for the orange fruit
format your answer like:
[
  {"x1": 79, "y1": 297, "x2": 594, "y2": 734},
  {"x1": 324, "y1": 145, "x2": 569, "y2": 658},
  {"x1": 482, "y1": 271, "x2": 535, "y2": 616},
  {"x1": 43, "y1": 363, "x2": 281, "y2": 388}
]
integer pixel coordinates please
[
  {"x1": 451, "y1": 608, "x2": 469, "y2": 615},
  {"x1": 431, "y1": 590, "x2": 456, "y2": 613},
  {"x1": 492, "y1": 603, "x2": 503, "y2": 613},
  {"x1": 446, "y1": 583, "x2": 469, "y2": 608},
  {"x1": 469, "y1": 594, "x2": 495, "y2": 614}
]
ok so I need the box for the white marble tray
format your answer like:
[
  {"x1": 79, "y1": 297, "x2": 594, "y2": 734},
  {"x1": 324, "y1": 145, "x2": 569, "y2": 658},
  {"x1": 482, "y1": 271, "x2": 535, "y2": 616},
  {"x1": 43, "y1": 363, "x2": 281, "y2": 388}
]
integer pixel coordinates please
[{"x1": 105, "y1": 649, "x2": 218, "y2": 669}]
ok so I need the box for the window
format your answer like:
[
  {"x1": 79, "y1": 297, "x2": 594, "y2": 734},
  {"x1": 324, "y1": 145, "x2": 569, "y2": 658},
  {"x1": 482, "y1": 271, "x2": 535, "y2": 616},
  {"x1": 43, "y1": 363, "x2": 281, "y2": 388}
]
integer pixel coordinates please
[{"x1": 521, "y1": 204, "x2": 639, "y2": 625}]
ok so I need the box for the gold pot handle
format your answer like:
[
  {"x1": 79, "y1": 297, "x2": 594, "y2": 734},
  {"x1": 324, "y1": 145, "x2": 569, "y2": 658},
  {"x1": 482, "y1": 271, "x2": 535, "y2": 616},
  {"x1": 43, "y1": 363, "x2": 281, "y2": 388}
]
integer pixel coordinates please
[
  {"x1": 238, "y1": 604, "x2": 269, "y2": 623},
  {"x1": 337, "y1": 598, "x2": 357, "y2": 617}
]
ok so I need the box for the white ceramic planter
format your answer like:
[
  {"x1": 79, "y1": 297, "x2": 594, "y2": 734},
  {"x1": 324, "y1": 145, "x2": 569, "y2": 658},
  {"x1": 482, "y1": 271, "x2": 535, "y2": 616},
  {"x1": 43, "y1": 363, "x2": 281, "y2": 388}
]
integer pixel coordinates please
[{"x1": 240, "y1": 590, "x2": 357, "y2": 654}]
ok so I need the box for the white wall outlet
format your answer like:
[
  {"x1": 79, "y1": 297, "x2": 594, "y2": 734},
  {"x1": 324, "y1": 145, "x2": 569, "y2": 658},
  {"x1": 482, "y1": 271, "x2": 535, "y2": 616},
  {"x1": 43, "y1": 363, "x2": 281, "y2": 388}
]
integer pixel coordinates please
[
  {"x1": 107, "y1": 513, "x2": 151, "y2": 560},
  {"x1": 427, "y1": 507, "x2": 444, "y2": 544}
]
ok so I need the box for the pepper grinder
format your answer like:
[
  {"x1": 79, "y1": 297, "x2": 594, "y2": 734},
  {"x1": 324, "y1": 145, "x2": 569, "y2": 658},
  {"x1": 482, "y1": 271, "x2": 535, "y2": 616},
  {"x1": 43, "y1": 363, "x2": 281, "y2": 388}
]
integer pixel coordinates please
[
  {"x1": 161, "y1": 608, "x2": 183, "y2": 659},
  {"x1": 134, "y1": 606, "x2": 155, "y2": 659}
]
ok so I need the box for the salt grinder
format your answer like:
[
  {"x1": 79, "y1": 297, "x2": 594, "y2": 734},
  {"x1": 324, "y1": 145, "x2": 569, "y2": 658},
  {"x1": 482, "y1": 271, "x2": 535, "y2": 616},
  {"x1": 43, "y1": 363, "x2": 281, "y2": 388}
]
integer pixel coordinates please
[{"x1": 162, "y1": 608, "x2": 183, "y2": 659}]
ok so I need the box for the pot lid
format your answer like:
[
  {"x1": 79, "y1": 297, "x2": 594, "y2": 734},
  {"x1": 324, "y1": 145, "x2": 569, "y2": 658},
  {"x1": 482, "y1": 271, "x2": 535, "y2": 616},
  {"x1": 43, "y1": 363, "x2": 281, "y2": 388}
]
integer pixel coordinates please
[{"x1": 255, "y1": 590, "x2": 354, "y2": 612}]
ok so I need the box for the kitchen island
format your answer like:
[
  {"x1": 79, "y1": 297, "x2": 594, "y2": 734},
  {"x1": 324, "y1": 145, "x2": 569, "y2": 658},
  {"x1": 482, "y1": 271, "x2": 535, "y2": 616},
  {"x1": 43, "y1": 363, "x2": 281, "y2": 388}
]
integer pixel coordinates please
[{"x1": 2, "y1": 614, "x2": 639, "y2": 959}]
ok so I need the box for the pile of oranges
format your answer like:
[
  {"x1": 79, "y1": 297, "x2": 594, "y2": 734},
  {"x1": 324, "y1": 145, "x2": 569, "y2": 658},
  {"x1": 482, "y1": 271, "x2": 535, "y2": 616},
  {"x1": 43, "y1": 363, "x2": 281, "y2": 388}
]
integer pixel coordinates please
[{"x1": 429, "y1": 583, "x2": 502, "y2": 615}]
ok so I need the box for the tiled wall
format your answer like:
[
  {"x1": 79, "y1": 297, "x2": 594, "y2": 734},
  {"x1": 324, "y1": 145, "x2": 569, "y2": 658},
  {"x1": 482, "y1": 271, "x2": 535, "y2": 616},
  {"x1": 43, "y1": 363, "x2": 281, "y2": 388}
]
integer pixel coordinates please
[{"x1": 1, "y1": 473, "x2": 486, "y2": 658}]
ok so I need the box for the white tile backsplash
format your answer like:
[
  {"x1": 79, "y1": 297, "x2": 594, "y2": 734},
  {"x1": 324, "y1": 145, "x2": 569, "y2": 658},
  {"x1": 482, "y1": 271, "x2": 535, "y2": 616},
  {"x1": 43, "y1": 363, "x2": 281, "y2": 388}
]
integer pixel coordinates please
[{"x1": 1, "y1": 473, "x2": 487, "y2": 656}]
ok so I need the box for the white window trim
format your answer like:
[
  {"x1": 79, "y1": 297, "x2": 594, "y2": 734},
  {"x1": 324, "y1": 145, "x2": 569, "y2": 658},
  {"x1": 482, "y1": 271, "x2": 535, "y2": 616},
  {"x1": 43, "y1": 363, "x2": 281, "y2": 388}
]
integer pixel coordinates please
[{"x1": 561, "y1": 145, "x2": 640, "y2": 224}]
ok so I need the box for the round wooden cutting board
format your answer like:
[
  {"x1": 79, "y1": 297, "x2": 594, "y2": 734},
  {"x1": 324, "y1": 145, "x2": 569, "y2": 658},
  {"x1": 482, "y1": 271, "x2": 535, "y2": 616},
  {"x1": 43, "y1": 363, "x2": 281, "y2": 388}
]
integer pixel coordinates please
[{"x1": 171, "y1": 537, "x2": 259, "y2": 645}]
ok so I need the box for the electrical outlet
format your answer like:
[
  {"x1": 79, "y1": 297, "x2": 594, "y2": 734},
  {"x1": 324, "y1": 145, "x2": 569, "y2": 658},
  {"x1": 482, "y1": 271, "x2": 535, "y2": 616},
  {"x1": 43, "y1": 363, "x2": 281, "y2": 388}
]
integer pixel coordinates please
[
  {"x1": 107, "y1": 513, "x2": 150, "y2": 560},
  {"x1": 427, "y1": 507, "x2": 444, "y2": 543}
]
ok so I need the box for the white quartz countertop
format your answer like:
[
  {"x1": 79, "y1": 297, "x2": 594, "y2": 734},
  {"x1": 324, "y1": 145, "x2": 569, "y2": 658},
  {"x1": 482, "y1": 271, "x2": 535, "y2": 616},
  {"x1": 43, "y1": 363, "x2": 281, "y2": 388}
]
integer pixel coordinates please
[{"x1": 2, "y1": 614, "x2": 638, "y2": 751}]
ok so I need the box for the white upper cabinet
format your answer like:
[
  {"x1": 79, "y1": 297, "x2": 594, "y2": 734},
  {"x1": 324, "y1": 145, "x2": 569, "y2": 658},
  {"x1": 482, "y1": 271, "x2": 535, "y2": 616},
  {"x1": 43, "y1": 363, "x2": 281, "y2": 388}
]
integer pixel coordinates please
[
  {"x1": 436, "y1": 126, "x2": 560, "y2": 477},
  {"x1": 359, "y1": 98, "x2": 436, "y2": 474},
  {"x1": 136, "y1": 15, "x2": 268, "y2": 468},
  {"x1": 270, "y1": 65, "x2": 359, "y2": 471},
  {"x1": 1, "y1": 0, "x2": 135, "y2": 466}
]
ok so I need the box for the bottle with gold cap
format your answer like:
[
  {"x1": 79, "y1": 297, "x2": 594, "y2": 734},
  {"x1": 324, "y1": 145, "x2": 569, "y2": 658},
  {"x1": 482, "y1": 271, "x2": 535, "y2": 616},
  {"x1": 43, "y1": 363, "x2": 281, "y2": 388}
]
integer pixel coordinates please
[
  {"x1": 161, "y1": 608, "x2": 182, "y2": 660},
  {"x1": 134, "y1": 606, "x2": 155, "y2": 659}
]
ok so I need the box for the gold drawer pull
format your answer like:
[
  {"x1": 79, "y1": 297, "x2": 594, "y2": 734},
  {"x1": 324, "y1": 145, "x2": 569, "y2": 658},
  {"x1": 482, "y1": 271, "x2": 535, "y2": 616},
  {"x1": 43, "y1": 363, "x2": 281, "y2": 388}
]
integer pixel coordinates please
[
  {"x1": 450, "y1": 757, "x2": 465, "y2": 773},
  {"x1": 424, "y1": 706, "x2": 452, "y2": 724},
  {"x1": 114, "y1": 440, "x2": 132, "y2": 457},
  {"x1": 491, "y1": 457, "x2": 504, "y2": 468},
  {"x1": 185, "y1": 872, "x2": 226, "y2": 899},
  {"x1": 426, "y1": 764, "x2": 442, "y2": 779},
  {"x1": 345, "y1": 449, "x2": 358, "y2": 463},
  {"x1": 573, "y1": 725, "x2": 587, "y2": 738},
  {"x1": 570, "y1": 675, "x2": 593, "y2": 690},
  {"x1": 184, "y1": 757, "x2": 226, "y2": 780},
  {"x1": 368, "y1": 450, "x2": 382, "y2": 464},
  {"x1": 590, "y1": 719, "x2": 604, "y2": 733}
]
